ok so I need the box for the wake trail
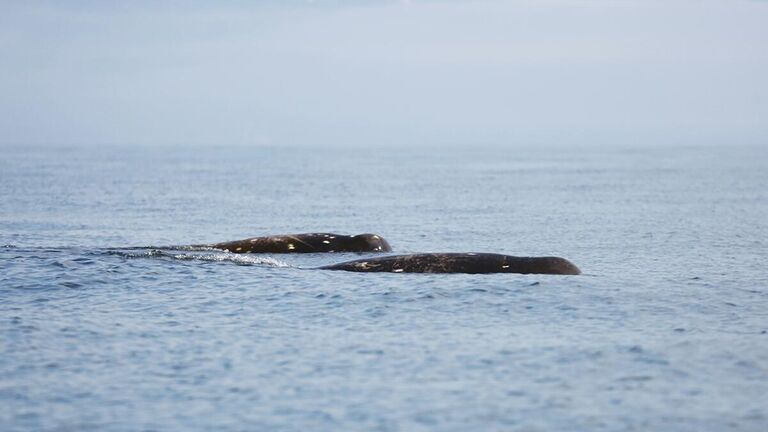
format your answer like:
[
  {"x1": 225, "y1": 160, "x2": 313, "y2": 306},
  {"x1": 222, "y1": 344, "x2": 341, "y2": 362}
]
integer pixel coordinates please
[{"x1": 102, "y1": 248, "x2": 292, "y2": 268}]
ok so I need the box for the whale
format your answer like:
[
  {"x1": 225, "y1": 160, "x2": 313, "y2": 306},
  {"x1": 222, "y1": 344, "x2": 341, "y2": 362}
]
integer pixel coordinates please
[
  {"x1": 197, "y1": 233, "x2": 392, "y2": 253},
  {"x1": 319, "y1": 253, "x2": 580, "y2": 275}
]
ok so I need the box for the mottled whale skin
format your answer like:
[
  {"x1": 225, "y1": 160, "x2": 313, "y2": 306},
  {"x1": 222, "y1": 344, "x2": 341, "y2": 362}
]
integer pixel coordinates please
[
  {"x1": 202, "y1": 233, "x2": 392, "y2": 253},
  {"x1": 319, "y1": 253, "x2": 581, "y2": 275}
]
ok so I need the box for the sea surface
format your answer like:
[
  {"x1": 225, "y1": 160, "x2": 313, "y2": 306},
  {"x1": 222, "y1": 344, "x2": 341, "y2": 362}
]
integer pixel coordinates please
[{"x1": 1, "y1": 144, "x2": 767, "y2": 431}]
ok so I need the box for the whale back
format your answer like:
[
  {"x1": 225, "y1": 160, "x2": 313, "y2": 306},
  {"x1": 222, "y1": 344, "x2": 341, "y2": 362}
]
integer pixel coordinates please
[
  {"x1": 320, "y1": 253, "x2": 581, "y2": 275},
  {"x1": 208, "y1": 233, "x2": 392, "y2": 253}
]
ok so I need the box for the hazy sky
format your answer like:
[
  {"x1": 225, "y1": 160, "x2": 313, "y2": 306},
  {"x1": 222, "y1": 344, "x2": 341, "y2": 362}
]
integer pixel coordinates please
[{"x1": 1, "y1": 0, "x2": 766, "y2": 147}]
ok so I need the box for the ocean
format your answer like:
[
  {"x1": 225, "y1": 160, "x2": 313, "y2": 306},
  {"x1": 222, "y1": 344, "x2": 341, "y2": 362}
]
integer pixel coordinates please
[{"x1": 1, "y1": 144, "x2": 767, "y2": 431}]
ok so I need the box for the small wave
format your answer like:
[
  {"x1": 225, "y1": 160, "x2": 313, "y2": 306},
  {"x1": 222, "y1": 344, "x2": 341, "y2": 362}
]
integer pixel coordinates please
[
  {"x1": 104, "y1": 249, "x2": 291, "y2": 268},
  {"x1": 2, "y1": 244, "x2": 18, "y2": 248},
  {"x1": 173, "y1": 245, "x2": 222, "y2": 252},
  {"x1": 130, "y1": 245, "x2": 222, "y2": 252}
]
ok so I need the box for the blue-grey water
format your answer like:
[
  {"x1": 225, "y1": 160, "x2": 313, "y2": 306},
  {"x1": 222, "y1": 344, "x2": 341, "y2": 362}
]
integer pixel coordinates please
[{"x1": 1, "y1": 144, "x2": 767, "y2": 431}]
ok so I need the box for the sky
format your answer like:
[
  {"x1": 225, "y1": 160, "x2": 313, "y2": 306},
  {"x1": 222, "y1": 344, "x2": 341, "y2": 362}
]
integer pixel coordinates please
[{"x1": 1, "y1": 0, "x2": 766, "y2": 147}]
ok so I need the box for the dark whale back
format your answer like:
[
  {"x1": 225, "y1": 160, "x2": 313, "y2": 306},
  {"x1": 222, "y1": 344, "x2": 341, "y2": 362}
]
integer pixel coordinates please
[
  {"x1": 319, "y1": 253, "x2": 580, "y2": 275},
  {"x1": 206, "y1": 233, "x2": 392, "y2": 253}
]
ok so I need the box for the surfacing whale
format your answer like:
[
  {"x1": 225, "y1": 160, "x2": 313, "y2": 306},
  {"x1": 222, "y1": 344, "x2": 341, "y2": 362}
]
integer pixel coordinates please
[
  {"x1": 319, "y1": 253, "x2": 581, "y2": 275},
  {"x1": 198, "y1": 233, "x2": 392, "y2": 253}
]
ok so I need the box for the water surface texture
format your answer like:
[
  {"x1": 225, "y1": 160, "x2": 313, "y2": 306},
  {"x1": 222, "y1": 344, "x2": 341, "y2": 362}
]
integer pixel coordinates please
[{"x1": 1, "y1": 145, "x2": 767, "y2": 431}]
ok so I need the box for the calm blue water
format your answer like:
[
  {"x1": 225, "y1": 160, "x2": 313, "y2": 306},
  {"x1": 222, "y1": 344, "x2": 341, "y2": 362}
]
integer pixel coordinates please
[{"x1": 1, "y1": 144, "x2": 767, "y2": 431}]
